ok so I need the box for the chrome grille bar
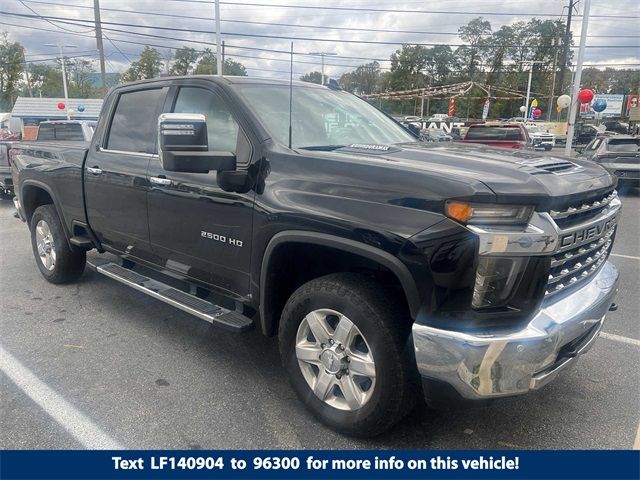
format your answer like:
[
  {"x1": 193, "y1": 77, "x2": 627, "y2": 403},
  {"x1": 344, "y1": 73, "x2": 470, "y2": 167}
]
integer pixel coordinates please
[
  {"x1": 548, "y1": 239, "x2": 612, "y2": 286},
  {"x1": 550, "y1": 190, "x2": 616, "y2": 220},
  {"x1": 550, "y1": 227, "x2": 616, "y2": 268}
]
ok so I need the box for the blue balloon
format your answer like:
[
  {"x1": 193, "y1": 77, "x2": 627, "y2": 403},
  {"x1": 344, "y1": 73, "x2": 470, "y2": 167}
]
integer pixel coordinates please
[
  {"x1": 592, "y1": 98, "x2": 607, "y2": 113},
  {"x1": 77, "y1": 105, "x2": 86, "y2": 112}
]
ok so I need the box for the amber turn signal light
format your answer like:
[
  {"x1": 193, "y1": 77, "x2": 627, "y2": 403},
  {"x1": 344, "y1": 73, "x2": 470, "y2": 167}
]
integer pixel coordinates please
[{"x1": 445, "y1": 201, "x2": 474, "y2": 223}]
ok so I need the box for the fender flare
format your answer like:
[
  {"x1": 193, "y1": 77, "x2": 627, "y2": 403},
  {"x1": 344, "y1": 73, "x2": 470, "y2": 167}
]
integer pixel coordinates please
[
  {"x1": 258, "y1": 231, "x2": 421, "y2": 336},
  {"x1": 20, "y1": 180, "x2": 72, "y2": 241}
]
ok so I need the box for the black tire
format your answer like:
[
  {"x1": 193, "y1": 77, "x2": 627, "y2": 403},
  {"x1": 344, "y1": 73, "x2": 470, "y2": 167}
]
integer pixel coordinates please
[
  {"x1": 279, "y1": 273, "x2": 416, "y2": 437},
  {"x1": 30, "y1": 204, "x2": 86, "y2": 284}
]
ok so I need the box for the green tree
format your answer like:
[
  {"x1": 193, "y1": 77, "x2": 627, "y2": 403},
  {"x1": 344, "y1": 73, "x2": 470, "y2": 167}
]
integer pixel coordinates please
[
  {"x1": 388, "y1": 45, "x2": 430, "y2": 90},
  {"x1": 170, "y1": 47, "x2": 198, "y2": 76},
  {"x1": 0, "y1": 32, "x2": 25, "y2": 110},
  {"x1": 339, "y1": 62, "x2": 381, "y2": 94},
  {"x1": 194, "y1": 49, "x2": 247, "y2": 75},
  {"x1": 68, "y1": 58, "x2": 97, "y2": 98},
  {"x1": 27, "y1": 64, "x2": 62, "y2": 97},
  {"x1": 122, "y1": 46, "x2": 162, "y2": 81},
  {"x1": 457, "y1": 17, "x2": 492, "y2": 80},
  {"x1": 299, "y1": 71, "x2": 322, "y2": 84}
]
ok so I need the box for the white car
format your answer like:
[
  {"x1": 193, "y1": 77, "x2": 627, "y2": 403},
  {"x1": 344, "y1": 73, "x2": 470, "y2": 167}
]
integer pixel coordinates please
[{"x1": 525, "y1": 123, "x2": 555, "y2": 151}]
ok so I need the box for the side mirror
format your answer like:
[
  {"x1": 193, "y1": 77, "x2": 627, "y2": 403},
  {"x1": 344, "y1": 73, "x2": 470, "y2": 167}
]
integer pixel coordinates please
[{"x1": 158, "y1": 113, "x2": 236, "y2": 173}]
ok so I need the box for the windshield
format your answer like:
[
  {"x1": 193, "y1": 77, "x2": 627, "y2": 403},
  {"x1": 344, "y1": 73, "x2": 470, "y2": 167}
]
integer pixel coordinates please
[
  {"x1": 237, "y1": 85, "x2": 415, "y2": 149},
  {"x1": 526, "y1": 125, "x2": 541, "y2": 133}
]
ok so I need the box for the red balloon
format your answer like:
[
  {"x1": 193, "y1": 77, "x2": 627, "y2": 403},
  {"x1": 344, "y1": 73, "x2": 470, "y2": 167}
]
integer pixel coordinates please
[
  {"x1": 57, "y1": 102, "x2": 65, "y2": 110},
  {"x1": 534, "y1": 108, "x2": 542, "y2": 116},
  {"x1": 577, "y1": 89, "x2": 594, "y2": 104}
]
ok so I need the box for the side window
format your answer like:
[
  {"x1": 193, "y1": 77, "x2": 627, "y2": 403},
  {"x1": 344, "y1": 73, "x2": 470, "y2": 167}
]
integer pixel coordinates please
[
  {"x1": 106, "y1": 88, "x2": 164, "y2": 154},
  {"x1": 172, "y1": 87, "x2": 239, "y2": 154},
  {"x1": 37, "y1": 124, "x2": 55, "y2": 140}
]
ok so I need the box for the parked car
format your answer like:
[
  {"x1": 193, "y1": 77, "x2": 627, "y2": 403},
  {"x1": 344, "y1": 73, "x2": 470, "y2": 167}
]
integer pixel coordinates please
[
  {"x1": 525, "y1": 123, "x2": 555, "y2": 151},
  {"x1": 579, "y1": 135, "x2": 639, "y2": 186},
  {"x1": 11, "y1": 76, "x2": 620, "y2": 436},
  {"x1": 455, "y1": 122, "x2": 532, "y2": 149},
  {"x1": 35, "y1": 120, "x2": 96, "y2": 142},
  {"x1": 602, "y1": 120, "x2": 629, "y2": 135},
  {"x1": 423, "y1": 128, "x2": 452, "y2": 142}
]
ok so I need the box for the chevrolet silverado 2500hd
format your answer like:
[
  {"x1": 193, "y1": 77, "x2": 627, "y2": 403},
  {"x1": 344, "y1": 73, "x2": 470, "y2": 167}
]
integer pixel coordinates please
[{"x1": 11, "y1": 76, "x2": 621, "y2": 436}]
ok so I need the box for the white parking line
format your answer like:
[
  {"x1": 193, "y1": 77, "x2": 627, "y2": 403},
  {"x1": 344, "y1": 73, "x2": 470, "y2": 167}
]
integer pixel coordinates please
[
  {"x1": 0, "y1": 344, "x2": 124, "y2": 449},
  {"x1": 600, "y1": 332, "x2": 640, "y2": 348},
  {"x1": 634, "y1": 422, "x2": 640, "y2": 450},
  {"x1": 610, "y1": 253, "x2": 640, "y2": 261}
]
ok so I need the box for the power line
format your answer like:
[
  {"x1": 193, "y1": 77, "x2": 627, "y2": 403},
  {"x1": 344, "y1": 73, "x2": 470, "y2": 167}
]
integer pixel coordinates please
[
  {"x1": 16, "y1": 0, "x2": 640, "y2": 38},
  {"x1": 2, "y1": 11, "x2": 636, "y2": 49},
  {"x1": 162, "y1": 0, "x2": 640, "y2": 19}
]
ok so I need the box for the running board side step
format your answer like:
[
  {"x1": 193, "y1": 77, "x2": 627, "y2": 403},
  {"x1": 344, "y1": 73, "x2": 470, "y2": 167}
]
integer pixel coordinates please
[{"x1": 89, "y1": 261, "x2": 253, "y2": 332}]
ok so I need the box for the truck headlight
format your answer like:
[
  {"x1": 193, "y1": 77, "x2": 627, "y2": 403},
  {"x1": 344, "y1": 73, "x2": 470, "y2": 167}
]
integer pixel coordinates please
[
  {"x1": 472, "y1": 257, "x2": 527, "y2": 309},
  {"x1": 445, "y1": 201, "x2": 534, "y2": 225}
]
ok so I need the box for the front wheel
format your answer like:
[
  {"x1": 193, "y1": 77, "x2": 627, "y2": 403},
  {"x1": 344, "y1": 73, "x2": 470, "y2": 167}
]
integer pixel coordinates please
[
  {"x1": 30, "y1": 204, "x2": 86, "y2": 284},
  {"x1": 279, "y1": 273, "x2": 415, "y2": 437}
]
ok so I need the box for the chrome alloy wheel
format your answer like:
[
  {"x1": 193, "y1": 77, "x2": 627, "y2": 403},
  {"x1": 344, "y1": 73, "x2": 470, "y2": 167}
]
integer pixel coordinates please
[
  {"x1": 35, "y1": 219, "x2": 56, "y2": 271},
  {"x1": 295, "y1": 309, "x2": 376, "y2": 411}
]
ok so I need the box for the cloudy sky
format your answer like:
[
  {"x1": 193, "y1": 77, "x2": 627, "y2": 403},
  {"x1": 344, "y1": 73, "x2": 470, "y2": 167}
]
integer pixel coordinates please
[{"x1": 2, "y1": 0, "x2": 639, "y2": 80}]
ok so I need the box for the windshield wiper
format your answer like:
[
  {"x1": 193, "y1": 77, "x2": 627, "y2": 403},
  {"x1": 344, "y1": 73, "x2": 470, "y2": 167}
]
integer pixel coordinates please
[{"x1": 297, "y1": 144, "x2": 347, "y2": 151}]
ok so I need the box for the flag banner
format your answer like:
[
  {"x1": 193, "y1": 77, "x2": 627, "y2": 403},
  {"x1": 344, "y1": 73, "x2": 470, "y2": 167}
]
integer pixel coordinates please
[{"x1": 0, "y1": 450, "x2": 638, "y2": 479}]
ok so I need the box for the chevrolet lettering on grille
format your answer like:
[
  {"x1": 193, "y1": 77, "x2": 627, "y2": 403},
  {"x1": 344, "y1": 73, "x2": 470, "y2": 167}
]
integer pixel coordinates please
[{"x1": 559, "y1": 215, "x2": 618, "y2": 250}]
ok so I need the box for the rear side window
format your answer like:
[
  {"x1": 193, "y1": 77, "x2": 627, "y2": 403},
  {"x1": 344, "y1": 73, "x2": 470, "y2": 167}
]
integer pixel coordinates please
[
  {"x1": 106, "y1": 88, "x2": 164, "y2": 153},
  {"x1": 466, "y1": 127, "x2": 523, "y2": 141},
  {"x1": 608, "y1": 139, "x2": 639, "y2": 153},
  {"x1": 38, "y1": 123, "x2": 84, "y2": 141}
]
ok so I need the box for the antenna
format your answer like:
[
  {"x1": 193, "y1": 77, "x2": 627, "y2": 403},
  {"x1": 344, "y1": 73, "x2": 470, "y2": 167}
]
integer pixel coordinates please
[{"x1": 288, "y1": 41, "x2": 293, "y2": 149}]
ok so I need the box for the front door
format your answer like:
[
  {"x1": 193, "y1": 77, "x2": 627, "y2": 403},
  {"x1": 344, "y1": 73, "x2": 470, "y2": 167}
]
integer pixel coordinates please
[{"x1": 146, "y1": 85, "x2": 255, "y2": 297}]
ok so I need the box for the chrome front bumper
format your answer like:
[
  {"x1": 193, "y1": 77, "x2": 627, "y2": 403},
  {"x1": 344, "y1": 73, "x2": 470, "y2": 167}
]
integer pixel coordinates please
[{"x1": 412, "y1": 260, "x2": 619, "y2": 400}]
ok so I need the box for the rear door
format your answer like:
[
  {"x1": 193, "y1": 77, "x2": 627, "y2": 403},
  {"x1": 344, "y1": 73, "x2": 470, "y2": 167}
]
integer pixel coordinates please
[
  {"x1": 146, "y1": 83, "x2": 255, "y2": 296},
  {"x1": 84, "y1": 86, "x2": 168, "y2": 258}
]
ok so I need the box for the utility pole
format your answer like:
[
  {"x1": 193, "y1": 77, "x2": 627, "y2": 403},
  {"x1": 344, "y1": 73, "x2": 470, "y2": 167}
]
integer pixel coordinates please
[
  {"x1": 565, "y1": 0, "x2": 591, "y2": 156},
  {"x1": 214, "y1": 0, "x2": 222, "y2": 76},
  {"x1": 556, "y1": 0, "x2": 575, "y2": 100},
  {"x1": 93, "y1": 0, "x2": 106, "y2": 95},
  {"x1": 308, "y1": 52, "x2": 337, "y2": 85}
]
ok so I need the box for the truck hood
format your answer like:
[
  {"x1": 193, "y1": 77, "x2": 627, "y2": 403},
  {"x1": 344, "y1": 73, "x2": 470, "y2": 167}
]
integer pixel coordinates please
[{"x1": 320, "y1": 142, "x2": 616, "y2": 210}]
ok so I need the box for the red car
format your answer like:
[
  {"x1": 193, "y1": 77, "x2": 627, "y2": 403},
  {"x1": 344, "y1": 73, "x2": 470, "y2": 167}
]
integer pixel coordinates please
[{"x1": 456, "y1": 123, "x2": 533, "y2": 150}]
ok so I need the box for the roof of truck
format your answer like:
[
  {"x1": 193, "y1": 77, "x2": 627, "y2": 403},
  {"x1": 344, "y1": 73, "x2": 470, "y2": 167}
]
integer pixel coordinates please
[{"x1": 118, "y1": 75, "x2": 327, "y2": 89}]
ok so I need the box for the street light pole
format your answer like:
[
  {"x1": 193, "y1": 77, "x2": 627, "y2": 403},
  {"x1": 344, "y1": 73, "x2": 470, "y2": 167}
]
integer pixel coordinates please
[
  {"x1": 565, "y1": 0, "x2": 591, "y2": 156},
  {"x1": 214, "y1": 0, "x2": 223, "y2": 76},
  {"x1": 308, "y1": 52, "x2": 337, "y2": 85},
  {"x1": 45, "y1": 43, "x2": 76, "y2": 120},
  {"x1": 522, "y1": 61, "x2": 544, "y2": 121}
]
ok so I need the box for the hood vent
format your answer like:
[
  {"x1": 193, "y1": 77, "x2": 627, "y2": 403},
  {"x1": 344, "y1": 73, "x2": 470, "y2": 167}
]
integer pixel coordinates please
[{"x1": 515, "y1": 158, "x2": 582, "y2": 175}]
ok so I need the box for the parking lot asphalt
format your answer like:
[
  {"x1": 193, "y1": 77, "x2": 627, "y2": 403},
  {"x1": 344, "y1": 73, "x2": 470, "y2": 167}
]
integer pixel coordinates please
[{"x1": 1, "y1": 191, "x2": 639, "y2": 450}]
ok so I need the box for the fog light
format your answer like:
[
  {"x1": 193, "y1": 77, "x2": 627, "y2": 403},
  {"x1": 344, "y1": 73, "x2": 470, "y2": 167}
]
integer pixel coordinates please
[{"x1": 472, "y1": 257, "x2": 527, "y2": 309}]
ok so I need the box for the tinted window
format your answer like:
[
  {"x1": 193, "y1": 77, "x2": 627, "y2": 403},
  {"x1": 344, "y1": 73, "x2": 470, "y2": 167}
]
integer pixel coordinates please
[
  {"x1": 466, "y1": 127, "x2": 523, "y2": 141},
  {"x1": 608, "y1": 139, "x2": 639, "y2": 153},
  {"x1": 38, "y1": 123, "x2": 85, "y2": 141},
  {"x1": 107, "y1": 88, "x2": 164, "y2": 153},
  {"x1": 173, "y1": 87, "x2": 239, "y2": 153}
]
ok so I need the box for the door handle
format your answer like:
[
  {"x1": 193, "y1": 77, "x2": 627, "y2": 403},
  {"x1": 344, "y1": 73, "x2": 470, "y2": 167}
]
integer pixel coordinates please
[
  {"x1": 150, "y1": 176, "x2": 172, "y2": 186},
  {"x1": 86, "y1": 166, "x2": 102, "y2": 175}
]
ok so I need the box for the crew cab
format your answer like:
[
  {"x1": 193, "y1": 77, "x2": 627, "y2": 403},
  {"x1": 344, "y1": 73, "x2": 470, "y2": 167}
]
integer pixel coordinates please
[
  {"x1": 456, "y1": 122, "x2": 532, "y2": 150},
  {"x1": 11, "y1": 76, "x2": 620, "y2": 436}
]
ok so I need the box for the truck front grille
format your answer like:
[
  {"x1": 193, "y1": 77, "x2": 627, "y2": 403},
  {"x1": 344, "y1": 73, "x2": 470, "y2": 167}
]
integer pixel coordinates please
[{"x1": 545, "y1": 190, "x2": 618, "y2": 299}]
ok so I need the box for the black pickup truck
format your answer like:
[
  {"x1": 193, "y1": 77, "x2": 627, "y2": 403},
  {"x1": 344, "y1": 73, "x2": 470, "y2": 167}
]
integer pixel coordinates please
[{"x1": 11, "y1": 76, "x2": 621, "y2": 437}]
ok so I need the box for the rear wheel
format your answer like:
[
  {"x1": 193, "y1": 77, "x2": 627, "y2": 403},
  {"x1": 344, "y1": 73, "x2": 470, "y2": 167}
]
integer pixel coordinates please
[
  {"x1": 279, "y1": 273, "x2": 415, "y2": 437},
  {"x1": 30, "y1": 204, "x2": 86, "y2": 284}
]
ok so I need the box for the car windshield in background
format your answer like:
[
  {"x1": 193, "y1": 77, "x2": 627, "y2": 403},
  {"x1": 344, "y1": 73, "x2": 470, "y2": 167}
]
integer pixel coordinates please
[
  {"x1": 466, "y1": 127, "x2": 522, "y2": 141},
  {"x1": 38, "y1": 123, "x2": 85, "y2": 141},
  {"x1": 608, "y1": 139, "x2": 640, "y2": 153},
  {"x1": 237, "y1": 85, "x2": 416, "y2": 149}
]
